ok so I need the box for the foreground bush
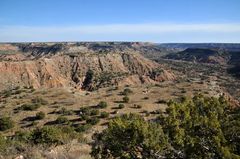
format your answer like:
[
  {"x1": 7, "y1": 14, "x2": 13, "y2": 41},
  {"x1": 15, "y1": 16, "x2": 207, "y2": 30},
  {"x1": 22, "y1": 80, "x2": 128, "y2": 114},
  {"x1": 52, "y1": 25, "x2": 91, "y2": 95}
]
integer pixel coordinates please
[
  {"x1": 0, "y1": 117, "x2": 14, "y2": 131},
  {"x1": 92, "y1": 95, "x2": 240, "y2": 158},
  {"x1": 91, "y1": 114, "x2": 169, "y2": 158},
  {"x1": 157, "y1": 94, "x2": 236, "y2": 158},
  {"x1": 17, "y1": 126, "x2": 80, "y2": 145}
]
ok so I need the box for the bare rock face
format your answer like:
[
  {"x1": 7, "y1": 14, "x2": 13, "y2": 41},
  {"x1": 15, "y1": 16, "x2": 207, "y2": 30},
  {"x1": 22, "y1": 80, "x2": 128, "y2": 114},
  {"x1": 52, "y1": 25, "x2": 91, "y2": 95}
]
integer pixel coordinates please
[{"x1": 0, "y1": 43, "x2": 175, "y2": 90}]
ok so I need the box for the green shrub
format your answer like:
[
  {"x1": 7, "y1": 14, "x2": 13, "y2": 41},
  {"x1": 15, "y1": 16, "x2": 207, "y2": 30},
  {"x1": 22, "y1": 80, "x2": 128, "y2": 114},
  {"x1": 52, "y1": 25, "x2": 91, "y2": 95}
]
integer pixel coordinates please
[
  {"x1": 20, "y1": 103, "x2": 40, "y2": 111},
  {"x1": 121, "y1": 88, "x2": 133, "y2": 96},
  {"x1": 55, "y1": 116, "x2": 69, "y2": 124},
  {"x1": 31, "y1": 126, "x2": 64, "y2": 145},
  {"x1": 58, "y1": 107, "x2": 74, "y2": 115},
  {"x1": 118, "y1": 104, "x2": 125, "y2": 109},
  {"x1": 13, "y1": 126, "x2": 79, "y2": 146},
  {"x1": 98, "y1": 101, "x2": 108, "y2": 109},
  {"x1": 90, "y1": 109, "x2": 100, "y2": 116},
  {"x1": 122, "y1": 96, "x2": 129, "y2": 103},
  {"x1": 0, "y1": 117, "x2": 14, "y2": 131},
  {"x1": 75, "y1": 124, "x2": 92, "y2": 133},
  {"x1": 159, "y1": 94, "x2": 240, "y2": 158},
  {"x1": 100, "y1": 112, "x2": 110, "y2": 118},
  {"x1": 79, "y1": 107, "x2": 91, "y2": 116},
  {"x1": 91, "y1": 114, "x2": 169, "y2": 158},
  {"x1": 14, "y1": 131, "x2": 31, "y2": 143},
  {"x1": 36, "y1": 111, "x2": 45, "y2": 120},
  {"x1": 79, "y1": 114, "x2": 90, "y2": 121},
  {"x1": 86, "y1": 117, "x2": 100, "y2": 125}
]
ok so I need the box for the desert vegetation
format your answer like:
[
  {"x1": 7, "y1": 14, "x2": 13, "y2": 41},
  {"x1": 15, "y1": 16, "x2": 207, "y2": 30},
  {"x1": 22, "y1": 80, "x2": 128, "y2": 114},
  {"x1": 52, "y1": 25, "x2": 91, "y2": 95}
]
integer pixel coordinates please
[
  {"x1": 92, "y1": 95, "x2": 240, "y2": 158},
  {"x1": 0, "y1": 42, "x2": 240, "y2": 158}
]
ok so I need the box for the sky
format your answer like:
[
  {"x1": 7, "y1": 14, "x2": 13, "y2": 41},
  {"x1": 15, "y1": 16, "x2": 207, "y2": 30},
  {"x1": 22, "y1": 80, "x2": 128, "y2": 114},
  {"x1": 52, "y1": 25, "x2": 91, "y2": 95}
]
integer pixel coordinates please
[{"x1": 0, "y1": 0, "x2": 240, "y2": 43}]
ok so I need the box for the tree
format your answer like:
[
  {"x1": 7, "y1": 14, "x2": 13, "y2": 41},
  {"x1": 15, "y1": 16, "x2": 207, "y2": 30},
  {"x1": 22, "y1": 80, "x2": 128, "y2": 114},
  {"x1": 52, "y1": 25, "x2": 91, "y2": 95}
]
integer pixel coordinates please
[
  {"x1": 159, "y1": 94, "x2": 239, "y2": 158},
  {"x1": 91, "y1": 114, "x2": 170, "y2": 159},
  {"x1": 91, "y1": 94, "x2": 240, "y2": 159},
  {"x1": 83, "y1": 69, "x2": 94, "y2": 90}
]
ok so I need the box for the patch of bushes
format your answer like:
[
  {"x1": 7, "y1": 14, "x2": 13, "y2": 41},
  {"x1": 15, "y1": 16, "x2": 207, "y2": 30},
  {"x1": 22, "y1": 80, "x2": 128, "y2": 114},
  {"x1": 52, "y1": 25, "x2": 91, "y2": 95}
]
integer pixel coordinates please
[
  {"x1": 100, "y1": 112, "x2": 110, "y2": 118},
  {"x1": 20, "y1": 103, "x2": 40, "y2": 111},
  {"x1": 86, "y1": 117, "x2": 100, "y2": 125},
  {"x1": 75, "y1": 124, "x2": 92, "y2": 133},
  {"x1": 0, "y1": 117, "x2": 14, "y2": 131},
  {"x1": 92, "y1": 95, "x2": 240, "y2": 158},
  {"x1": 79, "y1": 114, "x2": 90, "y2": 121},
  {"x1": 91, "y1": 114, "x2": 168, "y2": 159},
  {"x1": 30, "y1": 126, "x2": 79, "y2": 145},
  {"x1": 90, "y1": 109, "x2": 100, "y2": 116},
  {"x1": 58, "y1": 107, "x2": 74, "y2": 115},
  {"x1": 79, "y1": 107, "x2": 92, "y2": 116}
]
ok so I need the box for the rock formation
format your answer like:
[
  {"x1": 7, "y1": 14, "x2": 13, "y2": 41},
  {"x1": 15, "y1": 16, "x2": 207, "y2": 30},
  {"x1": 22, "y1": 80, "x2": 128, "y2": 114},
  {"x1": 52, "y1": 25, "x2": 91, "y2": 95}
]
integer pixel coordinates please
[{"x1": 0, "y1": 43, "x2": 175, "y2": 90}]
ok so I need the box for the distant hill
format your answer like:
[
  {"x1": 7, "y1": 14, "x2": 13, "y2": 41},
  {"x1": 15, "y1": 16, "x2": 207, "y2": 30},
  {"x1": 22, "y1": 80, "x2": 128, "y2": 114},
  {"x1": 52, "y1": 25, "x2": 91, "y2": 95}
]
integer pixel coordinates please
[
  {"x1": 164, "y1": 48, "x2": 232, "y2": 65},
  {"x1": 158, "y1": 43, "x2": 240, "y2": 52},
  {"x1": 164, "y1": 47, "x2": 240, "y2": 78}
]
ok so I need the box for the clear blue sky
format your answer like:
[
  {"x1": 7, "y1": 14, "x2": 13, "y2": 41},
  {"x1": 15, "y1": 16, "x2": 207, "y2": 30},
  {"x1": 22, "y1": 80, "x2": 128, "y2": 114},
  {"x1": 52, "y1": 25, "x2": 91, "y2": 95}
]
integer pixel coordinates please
[{"x1": 0, "y1": 0, "x2": 240, "y2": 42}]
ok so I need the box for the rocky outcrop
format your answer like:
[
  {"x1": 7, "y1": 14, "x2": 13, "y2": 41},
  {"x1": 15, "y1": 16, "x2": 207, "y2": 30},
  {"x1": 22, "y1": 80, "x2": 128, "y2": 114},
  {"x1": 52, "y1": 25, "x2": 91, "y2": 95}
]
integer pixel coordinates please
[{"x1": 0, "y1": 43, "x2": 175, "y2": 90}]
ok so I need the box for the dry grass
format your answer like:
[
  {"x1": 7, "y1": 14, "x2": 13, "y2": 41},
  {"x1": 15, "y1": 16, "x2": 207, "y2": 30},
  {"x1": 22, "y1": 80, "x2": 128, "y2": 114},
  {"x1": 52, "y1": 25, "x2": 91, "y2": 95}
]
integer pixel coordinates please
[{"x1": 0, "y1": 80, "x2": 219, "y2": 158}]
